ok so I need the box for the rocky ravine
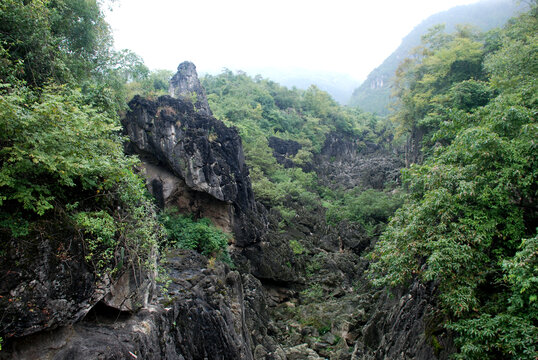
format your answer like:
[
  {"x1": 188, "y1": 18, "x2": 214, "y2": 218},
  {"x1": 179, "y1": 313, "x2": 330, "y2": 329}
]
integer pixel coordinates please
[{"x1": 1, "y1": 62, "x2": 451, "y2": 359}]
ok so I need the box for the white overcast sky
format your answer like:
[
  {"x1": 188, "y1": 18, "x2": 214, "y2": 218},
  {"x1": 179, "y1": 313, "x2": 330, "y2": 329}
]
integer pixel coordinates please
[{"x1": 105, "y1": 0, "x2": 481, "y2": 81}]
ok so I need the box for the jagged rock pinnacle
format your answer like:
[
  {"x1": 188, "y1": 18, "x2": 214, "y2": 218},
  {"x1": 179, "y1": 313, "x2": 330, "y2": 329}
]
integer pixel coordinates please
[{"x1": 169, "y1": 61, "x2": 212, "y2": 116}]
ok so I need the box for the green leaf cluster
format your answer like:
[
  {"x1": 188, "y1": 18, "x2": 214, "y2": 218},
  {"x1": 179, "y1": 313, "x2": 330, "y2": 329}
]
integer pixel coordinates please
[
  {"x1": 325, "y1": 188, "x2": 403, "y2": 235},
  {"x1": 0, "y1": 86, "x2": 124, "y2": 214},
  {"x1": 159, "y1": 209, "x2": 232, "y2": 265}
]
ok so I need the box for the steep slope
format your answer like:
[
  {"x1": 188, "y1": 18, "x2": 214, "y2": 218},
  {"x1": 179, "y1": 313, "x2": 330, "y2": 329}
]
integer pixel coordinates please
[{"x1": 349, "y1": 0, "x2": 524, "y2": 115}]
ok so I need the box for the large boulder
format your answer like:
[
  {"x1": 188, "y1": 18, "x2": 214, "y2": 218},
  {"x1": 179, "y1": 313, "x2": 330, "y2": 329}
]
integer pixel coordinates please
[{"x1": 0, "y1": 220, "x2": 154, "y2": 341}]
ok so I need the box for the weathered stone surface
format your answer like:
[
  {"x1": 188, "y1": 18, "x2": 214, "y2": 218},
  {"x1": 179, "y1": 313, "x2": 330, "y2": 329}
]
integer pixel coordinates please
[
  {"x1": 124, "y1": 95, "x2": 250, "y2": 208},
  {"x1": 235, "y1": 234, "x2": 299, "y2": 284},
  {"x1": 123, "y1": 94, "x2": 265, "y2": 246},
  {"x1": 169, "y1": 61, "x2": 212, "y2": 116},
  {"x1": 0, "y1": 221, "x2": 153, "y2": 341},
  {"x1": 0, "y1": 226, "x2": 96, "y2": 339},
  {"x1": 316, "y1": 132, "x2": 404, "y2": 190},
  {"x1": 102, "y1": 266, "x2": 155, "y2": 312},
  {"x1": 143, "y1": 161, "x2": 235, "y2": 233},
  {"x1": 268, "y1": 137, "x2": 302, "y2": 168},
  {"x1": 1, "y1": 249, "x2": 284, "y2": 360},
  {"x1": 351, "y1": 281, "x2": 455, "y2": 360},
  {"x1": 284, "y1": 344, "x2": 323, "y2": 360}
]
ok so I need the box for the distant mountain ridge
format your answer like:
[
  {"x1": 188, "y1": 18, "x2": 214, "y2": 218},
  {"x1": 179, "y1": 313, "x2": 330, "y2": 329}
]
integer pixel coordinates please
[{"x1": 349, "y1": 0, "x2": 526, "y2": 115}]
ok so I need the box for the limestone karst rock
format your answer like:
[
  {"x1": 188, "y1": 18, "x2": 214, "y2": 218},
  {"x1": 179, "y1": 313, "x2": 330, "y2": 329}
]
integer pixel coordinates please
[
  {"x1": 124, "y1": 69, "x2": 267, "y2": 246},
  {"x1": 0, "y1": 220, "x2": 154, "y2": 340},
  {"x1": 1, "y1": 250, "x2": 284, "y2": 360},
  {"x1": 169, "y1": 61, "x2": 213, "y2": 116}
]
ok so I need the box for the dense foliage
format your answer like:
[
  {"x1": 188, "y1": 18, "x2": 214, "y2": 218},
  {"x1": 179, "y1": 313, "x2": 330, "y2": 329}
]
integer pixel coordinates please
[
  {"x1": 0, "y1": 0, "x2": 112, "y2": 86},
  {"x1": 391, "y1": 23, "x2": 492, "y2": 164},
  {"x1": 159, "y1": 209, "x2": 232, "y2": 264},
  {"x1": 325, "y1": 188, "x2": 403, "y2": 235},
  {"x1": 202, "y1": 71, "x2": 399, "y2": 228},
  {"x1": 0, "y1": 0, "x2": 161, "y2": 277},
  {"x1": 349, "y1": 0, "x2": 523, "y2": 115},
  {"x1": 370, "y1": 5, "x2": 537, "y2": 359}
]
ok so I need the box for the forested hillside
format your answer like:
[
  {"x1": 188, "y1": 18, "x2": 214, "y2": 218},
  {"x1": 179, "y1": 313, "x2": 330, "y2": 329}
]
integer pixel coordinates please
[
  {"x1": 371, "y1": 4, "x2": 537, "y2": 358},
  {"x1": 349, "y1": 0, "x2": 524, "y2": 115},
  {"x1": 201, "y1": 72, "x2": 401, "y2": 231}
]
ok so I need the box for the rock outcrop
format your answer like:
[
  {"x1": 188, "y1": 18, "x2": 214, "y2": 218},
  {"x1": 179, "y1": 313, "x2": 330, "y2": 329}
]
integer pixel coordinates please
[
  {"x1": 268, "y1": 137, "x2": 302, "y2": 169},
  {"x1": 123, "y1": 92, "x2": 265, "y2": 247},
  {"x1": 316, "y1": 132, "x2": 403, "y2": 190},
  {"x1": 0, "y1": 220, "x2": 153, "y2": 340},
  {"x1": 351, "y1": 280, "x2": 455, "y2": 360},
  {"x1": 169, "y1": 61, "x2": 212, "y2": 116},
  {"x1": 124, "y1": 64, "x2": 299, "y2": 286},
  {"x1": 0, "y1": 62, "x2": 277, "y2": 359},
  {"x1": 1, "y1": 250, "x2": 285, "y2": 360},
  {"x1": 266, "y1": 132, "x2": 403, "y2": 190}
]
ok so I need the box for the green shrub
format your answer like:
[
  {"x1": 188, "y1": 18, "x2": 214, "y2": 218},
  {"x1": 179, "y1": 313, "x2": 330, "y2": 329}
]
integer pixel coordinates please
[
  {"x1": 301, "y1": 283, "x2": 324, "y2": 302},
  {"x1": 73, "y1": 210, "x2": 117, "y2": 272},
  {"x1": 159, "y1": 209, "x2": 232, "y2": 264},
  {"x1": 325, "y1": 188, "x2": 403, "y2": 232},
  {"x1": 306, "y1": 253, "x2": 325, "y2": 277},
  {"x1": 289, "y1": 239, "x2": 306, "y2": 255}
]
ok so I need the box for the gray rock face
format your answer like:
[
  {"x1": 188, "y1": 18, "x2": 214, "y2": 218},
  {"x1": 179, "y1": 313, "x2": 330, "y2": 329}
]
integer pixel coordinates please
[
  {"x1": 169, "y1": 61, "x2": 212, "y2": 116},
  {"x1": 316, "y1": 133, "x2": 404, "y2": 190},
  {"x1": 125, "y1": 95, "x2": 248, "y2": 207},
  {"x1": 143, "y1": 161, "x2": 236, "y2": 233},
  {"x1": 123, "y1": 94, "x2": 266, "y2": 246},
  {"x1": 0, "y1": 221, "x2": 153, "y2": 340},
  {"x1": 1, "y1": 250, "x2": 285, "y2": 360},
  {"x1": 285, "y1": 344, "x2": 323, "y2": 360},
  {"x1": 351, "y1": 281, "x2": 455, "y2": 360},
  {"x1": 0, "y1": 226, "x2": 96, "y2": 339},
  {"x1": 268, "y1": 137, "x2": 302, "y2": 169}
]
